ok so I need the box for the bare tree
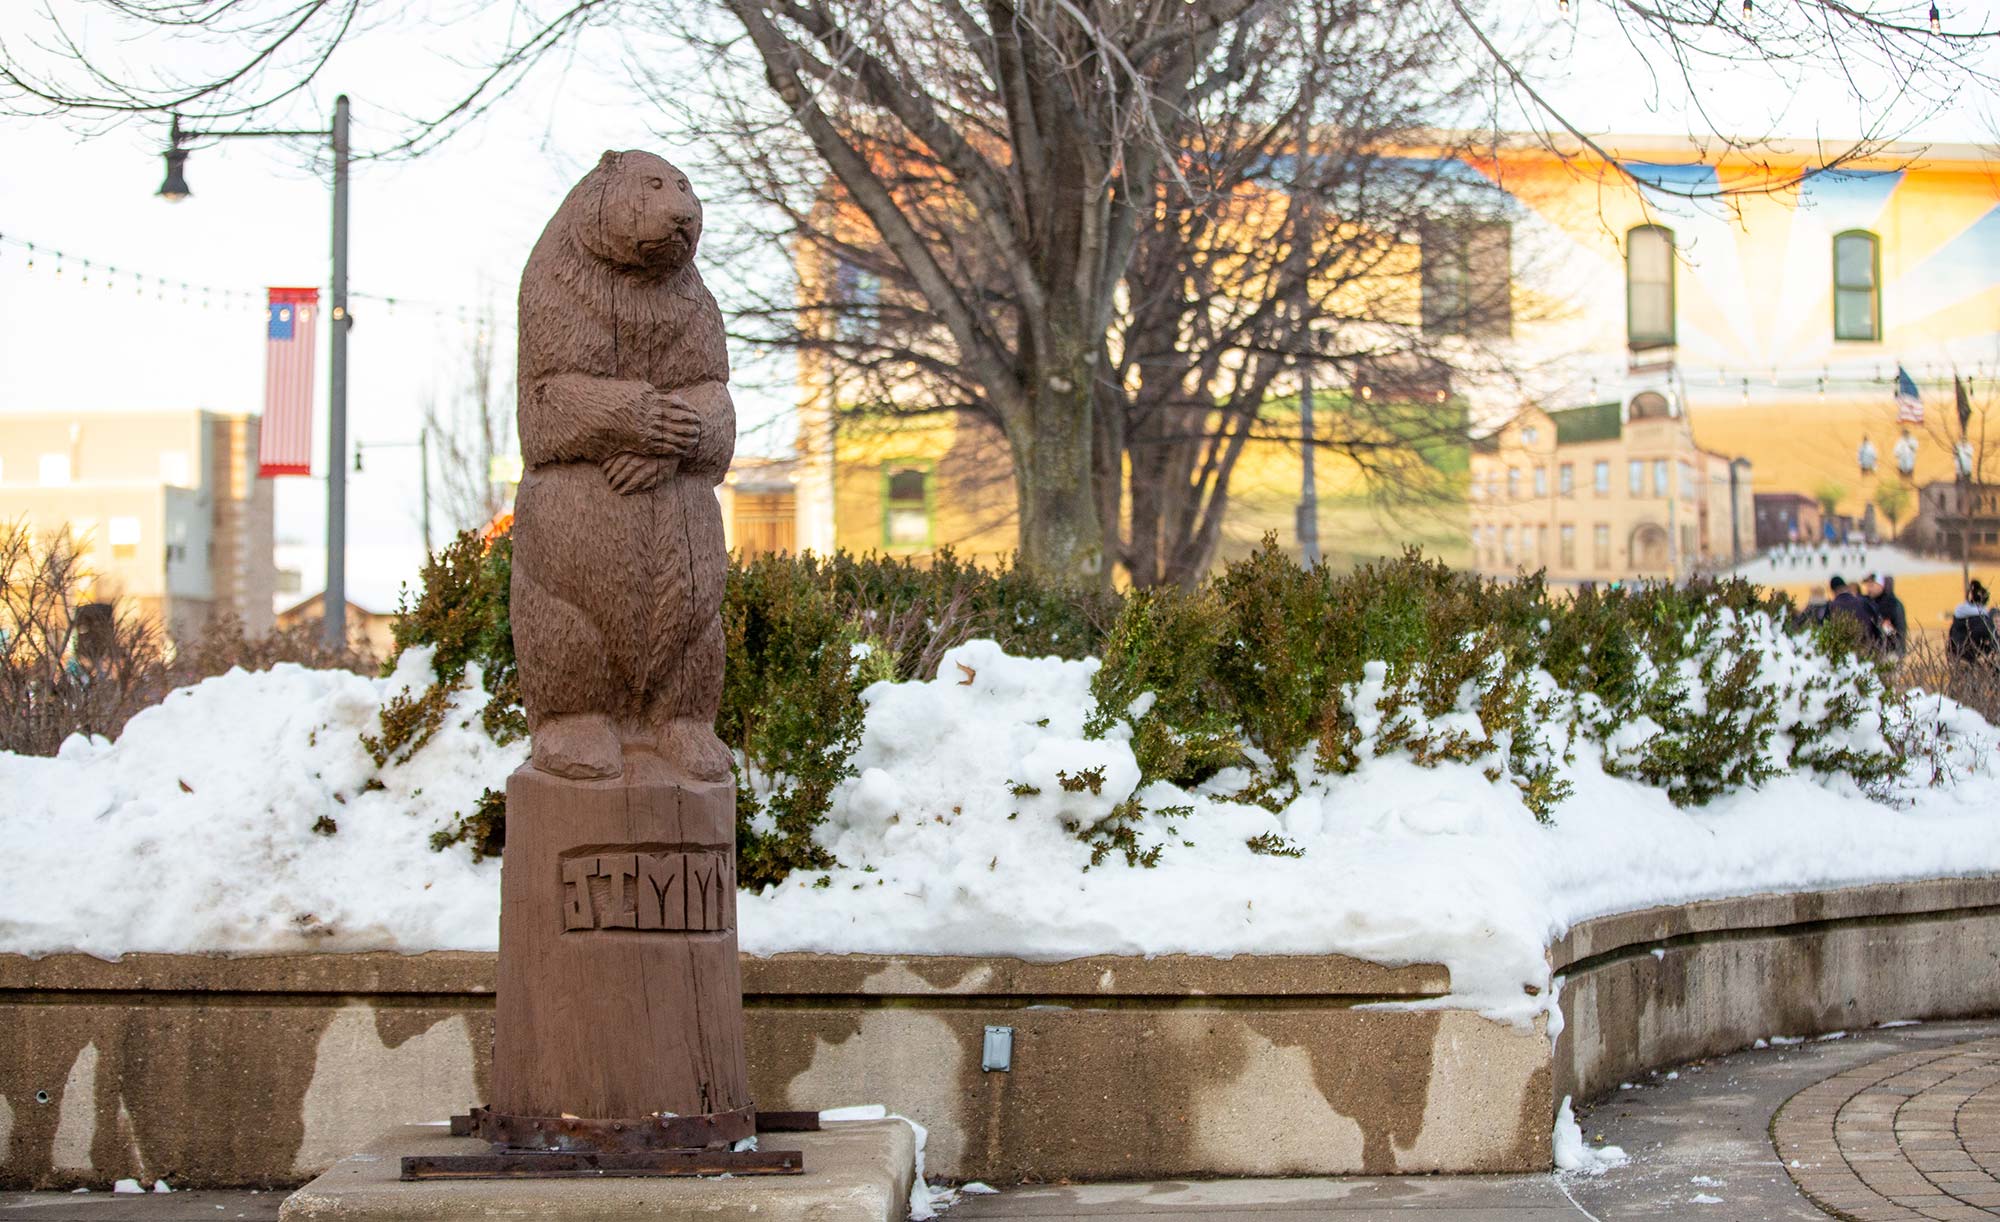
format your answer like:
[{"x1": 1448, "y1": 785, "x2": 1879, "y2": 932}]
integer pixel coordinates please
[
  {"x1": 1099, "y1": 2, "x2": 1539, "y2": 585},
  {"x1": 5, "y1": 0, "x2": 1992, "y2": 584},
  {"x1": 423, "y1": 314, "x2": 518, "y2": 534},
  {"x1": 0, "y1": 520, "x2": 371, "y2": 754},
  {"x1": 703, "y1": 0, "x2": 1541, "y2": 585},
  {"x1": 0, "y1": 524, "x2": 163, "y2": 754}
]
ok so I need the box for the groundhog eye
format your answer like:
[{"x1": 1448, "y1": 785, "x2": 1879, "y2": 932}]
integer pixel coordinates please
[
  {"x1": 677, "y1": 178, "x2": 689, "y2": 192},
  {"x1": 646, "y1": 176, "x2": 664, "y2": 190}
]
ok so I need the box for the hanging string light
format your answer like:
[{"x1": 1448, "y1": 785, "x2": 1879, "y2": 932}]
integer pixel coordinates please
[
  {"x1": 1741, "y1": 0, "x2": 1752, "y2": 17},
  {"x1": 1930, "y1": 4, "x2": 1941, "y2": 33},
  {"x1": 1559, "y1": 0, "x2": 1569, "y2": 13},
  {"x1": 0, "y1": 231, "x2": 513, "y2": 328}
]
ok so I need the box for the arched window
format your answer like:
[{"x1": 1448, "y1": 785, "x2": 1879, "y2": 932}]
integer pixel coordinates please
[
  {"x1": 1833, "y1": 230, "x2": 1881, "y2": 342},
  {"x1": 1627, "y1": 225, "x2": 1676, "y2": 350}
]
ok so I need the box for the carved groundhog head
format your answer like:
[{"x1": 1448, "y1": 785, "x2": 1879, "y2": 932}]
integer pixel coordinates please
[{"x1": 576, "y1": 149, "x2": 704, "y2": 274}]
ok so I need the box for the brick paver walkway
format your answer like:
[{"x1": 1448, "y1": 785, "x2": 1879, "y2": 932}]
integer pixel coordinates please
[{"x1": 1773, "y1": 1036, "x2": 2000, "y2": 1221}]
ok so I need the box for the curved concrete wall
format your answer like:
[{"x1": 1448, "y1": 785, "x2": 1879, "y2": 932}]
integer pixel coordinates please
[
  {"x1": 1552, "y1": 876, "x2": 2000, "y2": 1106},
  {"x1": 2, "y1": 875, "x2": 1994, "y2": 1189}
]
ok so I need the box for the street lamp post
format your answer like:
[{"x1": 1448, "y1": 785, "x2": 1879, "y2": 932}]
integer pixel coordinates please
[
  {"x1": 1297, "y1": 362, "x2": 1321, "y2": 567},
  {"x1": 161, "y1": 96, "x2": 352, "y2": 650}
]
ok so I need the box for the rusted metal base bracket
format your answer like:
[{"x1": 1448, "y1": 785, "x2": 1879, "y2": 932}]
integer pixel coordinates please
[
  {"x1": 464, "y1": 1104, "x2": 757, "y2": 1152},
  {"x1": 753, "y1": 1110, "x2": 823, "y2": 1133},
  {"x1": 409, "y1": 1106, "x2": 821, "y2": 1180},
  {"x1": 399, "y1": 1147, "x2": 804, "y2": 1180},
  {"x1": 444, "y1": 1108, "x2": 821, "y2": 1139}
]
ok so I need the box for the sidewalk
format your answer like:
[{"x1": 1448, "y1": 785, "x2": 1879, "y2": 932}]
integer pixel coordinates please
[{"x1": 8, "y1": 1018, "x2": 1999, "y2": 1221}]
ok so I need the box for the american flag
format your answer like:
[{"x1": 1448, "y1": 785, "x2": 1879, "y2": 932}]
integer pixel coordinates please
[
  {"x1": 258, "y1": 286, "x2": 319, "y2": 477},
  {"x1": 1894, "y1": 365, "x2": 1925, "y2": 426}
]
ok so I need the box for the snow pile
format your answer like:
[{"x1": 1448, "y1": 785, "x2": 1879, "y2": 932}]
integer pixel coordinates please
[
  {"x1": 819, "y1": 1105, "x2": 952, "y2": 1219},
  {"x1": 1551, "y1": 1097, "x2": 1628, "y2": 1175},
  {"x1": 0, "y1": 649, "x2": 517, "y2": 957},
  {"x1": 744, "y1": 637, "x2": 2000, "y2": 1023},
  {"x1": 4, "y1": 637, "x2": 1999, "y2": 1029}
]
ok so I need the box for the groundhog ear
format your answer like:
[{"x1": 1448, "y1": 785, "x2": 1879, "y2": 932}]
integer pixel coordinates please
[{"x1": 598, "y1": 150, "x2": 621, "y2": 170}]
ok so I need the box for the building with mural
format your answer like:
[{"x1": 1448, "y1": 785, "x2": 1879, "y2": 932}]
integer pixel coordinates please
[
  {"x1": 1472, "y1": 135, "x2": 1998, "y2": 580},
  {"x1": 1468, "y1": 393, "x2": 1753, "y2": 582},
  {"x1": 778, "y1": 134, "x2": 2000, "y2": 583}
]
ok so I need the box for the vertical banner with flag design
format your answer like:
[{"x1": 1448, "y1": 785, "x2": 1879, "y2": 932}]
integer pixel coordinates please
[{"x1": 258, "y1": 287, "x2": 320, "y2": 477}]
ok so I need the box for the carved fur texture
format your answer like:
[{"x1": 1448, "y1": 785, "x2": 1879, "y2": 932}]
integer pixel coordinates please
[{"x1": 513, "y1": 150, "x2": 738, "y2": 781}]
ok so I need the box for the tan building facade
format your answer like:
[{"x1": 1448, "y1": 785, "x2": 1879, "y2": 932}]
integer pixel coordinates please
[
  {"x1": 0, "y1": 411, "x2": 276, "y2": 639},
  {"x1": 1469, "y1": 391, "x2": 1753, "y2": 583}
]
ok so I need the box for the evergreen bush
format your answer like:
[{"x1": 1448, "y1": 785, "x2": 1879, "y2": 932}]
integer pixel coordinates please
[
  {"x1": 373, "y1": 528, "x2": 1910, "y2": 884},
  {"x1": 375, "y1": 534, "x2": 1116, "y2": 887}
]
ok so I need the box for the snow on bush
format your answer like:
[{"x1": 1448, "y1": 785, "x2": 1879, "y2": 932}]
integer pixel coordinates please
[
  {"x1": 5, "y1": 550, "x2": 2000, "y2": 1025},
  {"x1": 745, "y1": 637, "x2": 2000, "y2": 1022}
]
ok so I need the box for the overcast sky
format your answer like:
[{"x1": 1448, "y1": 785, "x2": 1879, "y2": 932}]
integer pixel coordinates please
[{"x1": 1, "y1": 1, "x2": 1993, "y2": 609}]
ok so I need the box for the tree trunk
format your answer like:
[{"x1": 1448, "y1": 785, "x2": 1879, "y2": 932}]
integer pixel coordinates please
[{"x1": 1013, "y1": 366, "x2": 1106, "y2": 585}]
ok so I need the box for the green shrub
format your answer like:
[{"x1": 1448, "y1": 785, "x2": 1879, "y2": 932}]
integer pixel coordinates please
[
  {"x1": 428, "y1": 787, "x2": 507, "y2": 861},
  {"x1": 723, "y1": 553, "x2": 862, "y2": 890},
  {"x1": 1210, "y1": 541, "x2": 1340, "y2": 797},
  {"x1": 364, "y1": 531, "x2": 519, "y2": 768},
  {"x1": 1086, "y1": 585, "x2": 1242, "y2": 788},
  {"x1": 377, "y1": 538, "x2": 1114, "y2": 888},
  {"x1": 373, "y1": 530, "x2": 1911, "y2": 882},
  {"x1": 1082, "y1": 542, "x2": 1902, "y2": 839}
]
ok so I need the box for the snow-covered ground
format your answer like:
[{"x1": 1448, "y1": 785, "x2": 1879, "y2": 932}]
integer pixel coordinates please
[{"x1": 3, "y1": 638, "x2": 1998, "y2": 1027}]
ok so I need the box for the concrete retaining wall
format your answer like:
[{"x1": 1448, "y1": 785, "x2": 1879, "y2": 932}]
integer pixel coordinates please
[
  {"x1": 3, "y1": 875, "x2": 1995, "y2": 1189},
  {"x1": 1551, "y1": 876, "x2": 2000, "y2": 1105},
  {"x1": 0, "y1": 948, "x2": 1547, "y2": 1189}
]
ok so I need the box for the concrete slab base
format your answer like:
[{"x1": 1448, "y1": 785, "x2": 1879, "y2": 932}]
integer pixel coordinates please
[{"x1": 277, "y1": 1120, "x2": 915, "y2": 1222}]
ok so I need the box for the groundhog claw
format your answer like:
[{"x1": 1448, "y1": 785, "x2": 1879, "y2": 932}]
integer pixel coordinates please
[
  {"x1": 603, "y1": 450, "x2": 676, "y2": 494},
  {"x1": 643, "y1": 389, "x2": 702, "y2": 458}
]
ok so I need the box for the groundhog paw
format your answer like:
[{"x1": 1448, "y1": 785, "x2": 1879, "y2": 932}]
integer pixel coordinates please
[
  {"x1": 658, "y1": 718, "x2": 735, "y2": 784},
  {"x1": 532, "y1": 713, "x2": 623, "y2": 780},
  {"x1": 642, "y1": 390, "x2": 702, "y2": 458},
  {"x1": 603, "y1": 450, "x2": 677, "y2": 494}
]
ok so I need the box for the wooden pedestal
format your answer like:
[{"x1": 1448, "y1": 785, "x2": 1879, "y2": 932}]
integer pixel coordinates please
[{"x1": 489, "y1": 762, "x2": 752, "y2": 1146}]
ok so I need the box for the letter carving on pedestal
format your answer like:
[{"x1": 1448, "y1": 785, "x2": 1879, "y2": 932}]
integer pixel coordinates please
[{"x1": 558, "y1": 850, "x2": 733, "y2": 933}]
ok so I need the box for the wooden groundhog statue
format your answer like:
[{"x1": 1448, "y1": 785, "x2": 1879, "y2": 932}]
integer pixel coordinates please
[{"x1": 513, "y1": 150, "x2": 736, "y2": 783}]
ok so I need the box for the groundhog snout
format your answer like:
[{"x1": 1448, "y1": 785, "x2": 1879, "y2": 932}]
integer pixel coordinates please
[{"x1": 644, "y1": 205, "x2": 697, "y2": 241}]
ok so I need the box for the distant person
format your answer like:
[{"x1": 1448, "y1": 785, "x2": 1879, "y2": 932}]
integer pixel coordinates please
[
  {"x1": 1795, "y1": 590, "x2": 1830, "y2": 630},
  {"x1": 1866, "y1": 575, "x2": 1907, "y2": 657},
  {"x1": 1826, "y1": 576, "x2": 1883, "y2": 645},
  {"x1": 1949, "y1": 580, "x2": 2000, "y2": 665}
]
